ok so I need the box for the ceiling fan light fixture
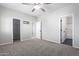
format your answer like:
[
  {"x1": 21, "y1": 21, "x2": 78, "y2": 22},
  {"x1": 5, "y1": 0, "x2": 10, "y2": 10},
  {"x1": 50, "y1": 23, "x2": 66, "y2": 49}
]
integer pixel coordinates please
[{"x1": 34, "y1": 5, "x2": 40, "y2": 10}]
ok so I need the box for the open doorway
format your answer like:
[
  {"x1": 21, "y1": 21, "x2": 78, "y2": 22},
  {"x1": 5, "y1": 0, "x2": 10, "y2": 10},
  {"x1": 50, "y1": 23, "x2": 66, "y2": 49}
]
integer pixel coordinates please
[
  {"x1": 13, "y1": 19, "x2": 20, "y2": 42},
  {"x1": 60, "y1": 15, "x2": 73, "y2": 46}
]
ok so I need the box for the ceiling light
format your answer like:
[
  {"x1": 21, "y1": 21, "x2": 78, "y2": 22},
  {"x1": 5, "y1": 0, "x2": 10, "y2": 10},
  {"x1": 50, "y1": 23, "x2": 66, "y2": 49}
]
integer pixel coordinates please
[{"x1": 34, "y1": 5, "x2": 40, "y2": 10}]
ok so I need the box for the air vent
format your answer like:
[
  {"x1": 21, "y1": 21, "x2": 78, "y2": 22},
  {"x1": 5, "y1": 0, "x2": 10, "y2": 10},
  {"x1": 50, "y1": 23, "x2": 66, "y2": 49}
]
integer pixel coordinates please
[{"x1": 23, "y1": 21, "x2": 30, "y2": 24}]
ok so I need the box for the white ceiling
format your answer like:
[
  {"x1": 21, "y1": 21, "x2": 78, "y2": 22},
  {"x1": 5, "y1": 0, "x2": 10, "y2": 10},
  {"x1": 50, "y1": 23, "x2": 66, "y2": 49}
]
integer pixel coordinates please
[{"x1": 0, "y1": 3, "x2": 76, "y2": 17}]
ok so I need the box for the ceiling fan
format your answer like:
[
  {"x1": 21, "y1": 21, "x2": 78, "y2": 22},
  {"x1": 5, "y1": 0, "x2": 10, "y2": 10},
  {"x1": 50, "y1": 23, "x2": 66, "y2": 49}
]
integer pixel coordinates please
[{"x1": 22, "y1": 3, "x2": 52, "y2": 12}]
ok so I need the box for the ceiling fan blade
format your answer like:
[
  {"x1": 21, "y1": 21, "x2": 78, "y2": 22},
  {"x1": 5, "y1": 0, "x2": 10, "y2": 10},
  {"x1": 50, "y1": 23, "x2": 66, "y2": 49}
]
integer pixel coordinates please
[
  {"x1": 32, "y1": 8, "x2": 35, "y2": 12},
  {"x1": 22, "y1": 3, "x2": 52, "y2": 5},
  {"x1": 40, "y1": 8, "x2": 46, "y2": 12},
  {"x1": 43, "y1": 3, "x2": 52, "y2": 5},
  {"x1": 22, "y1": 3, "x2": 35, "y2": 5}
]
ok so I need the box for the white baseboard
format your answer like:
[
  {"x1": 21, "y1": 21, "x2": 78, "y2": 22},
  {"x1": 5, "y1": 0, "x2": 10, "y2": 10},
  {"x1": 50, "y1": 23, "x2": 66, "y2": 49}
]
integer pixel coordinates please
[
  {"x1": 20, "y1": 38, "x2": 33, "y2": 42},
  {"x1": 72, "y1": 44, "x2": 79, "y2": 49},
  {"x1": 0, "y1": 42, "x2": 13, "y2": 46},
  {"x1": 32, "y1": 37, "x2": 37, "y2": 39}
]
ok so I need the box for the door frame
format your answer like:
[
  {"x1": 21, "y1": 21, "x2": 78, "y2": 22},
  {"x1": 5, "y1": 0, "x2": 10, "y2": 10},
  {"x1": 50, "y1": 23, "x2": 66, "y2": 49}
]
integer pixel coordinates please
[
  {"x1": 60, "y1": 18, "x2": 63, "y2": 44},
  {"x1": 40, "y1": 20, "x2": 42, "y2": 40},
  {"x1": 60, "y1": 14, "x2": 74, "y2": 46}
]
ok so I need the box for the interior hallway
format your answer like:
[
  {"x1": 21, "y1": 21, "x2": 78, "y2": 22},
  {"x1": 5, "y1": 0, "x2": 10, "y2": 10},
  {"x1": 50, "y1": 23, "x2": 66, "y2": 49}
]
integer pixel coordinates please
[{"x1": 0, "y1": 39, "x2": 79, "y2": 56}]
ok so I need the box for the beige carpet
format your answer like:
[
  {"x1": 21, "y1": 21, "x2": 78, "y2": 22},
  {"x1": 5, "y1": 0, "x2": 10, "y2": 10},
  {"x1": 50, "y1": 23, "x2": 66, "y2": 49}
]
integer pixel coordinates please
[{"x1": 0, "y1": 39, "x2": 79, "y2": 56}]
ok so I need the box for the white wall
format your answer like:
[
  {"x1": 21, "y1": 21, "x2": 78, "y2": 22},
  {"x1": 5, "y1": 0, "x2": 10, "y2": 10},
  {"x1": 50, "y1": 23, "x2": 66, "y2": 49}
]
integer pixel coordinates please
[
  {"x1": 38, "y1": 4, "x2": 79, "y2": 48},
  {"x1": 0, "y1": 6, "x2": 36, "y2": 45}
]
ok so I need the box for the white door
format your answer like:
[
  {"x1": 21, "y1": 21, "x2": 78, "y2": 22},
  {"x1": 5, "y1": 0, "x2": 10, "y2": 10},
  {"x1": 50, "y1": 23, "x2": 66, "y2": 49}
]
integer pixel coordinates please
[
  {"x1": 60, "y1": 17, "x2": 66, "y2": 43},
  {"x1": 36, "y1": 21, "x2": 41, "y2": 39}
]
